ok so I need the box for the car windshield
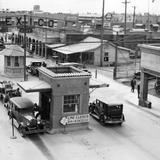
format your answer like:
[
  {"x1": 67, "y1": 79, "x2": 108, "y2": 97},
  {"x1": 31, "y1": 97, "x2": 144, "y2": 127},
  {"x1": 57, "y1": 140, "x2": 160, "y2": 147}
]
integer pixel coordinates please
[
  {"x1": 18, "y1": 107, "x2": 33, "y2": 114},
  {"x1": 107, "y1": 105, "x2": 123, "y2": 113},
  {"x1": 31, "y1": 62, "x2": 42, "y2": 67}
]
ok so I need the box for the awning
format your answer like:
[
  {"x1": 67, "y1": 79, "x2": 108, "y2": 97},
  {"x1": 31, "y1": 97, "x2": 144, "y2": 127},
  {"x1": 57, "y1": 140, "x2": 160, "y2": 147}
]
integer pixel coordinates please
[
  {"x1": 17, "y1": 80, "x2": 51, "y2": 93},
  {"x1": 52, "y1": 36, "x2": 103, "y2": 55},
  {"x1": 46, "y1": 44, "x2": 65, "y2": 49}
]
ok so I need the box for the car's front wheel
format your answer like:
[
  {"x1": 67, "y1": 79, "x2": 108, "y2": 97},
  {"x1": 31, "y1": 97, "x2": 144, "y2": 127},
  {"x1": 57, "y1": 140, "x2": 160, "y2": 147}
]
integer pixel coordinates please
[
  {"x1": 18, "y1": 125, "x2": 26, "y2": 137},
  {"x1": 100, "y1": 115, "x2": 105, "y2": 125}
]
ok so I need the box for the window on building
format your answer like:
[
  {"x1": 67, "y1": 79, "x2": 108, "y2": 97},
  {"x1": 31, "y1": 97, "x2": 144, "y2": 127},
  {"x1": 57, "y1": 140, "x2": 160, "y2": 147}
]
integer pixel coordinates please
[
  {"x1": 63, "y1": 94, "x2": 80, "y2": 113},
  {"x1": 14, "y1": 56, "x2": 19, "y2": 67},
  {"x1": 54, "y1": 20, "x2": 58, "y2": 27},
  {"x1": 104, "y1": 52, "x2": 109, "y2": 61},
  {"x1": 7, "y1": 57, "x2": 11, "y2": 66}
]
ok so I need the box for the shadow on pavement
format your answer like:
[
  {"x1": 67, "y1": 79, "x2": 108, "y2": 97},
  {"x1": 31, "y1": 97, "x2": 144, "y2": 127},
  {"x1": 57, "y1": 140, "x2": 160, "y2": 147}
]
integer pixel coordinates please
[{"x1": 29, "y1": 134, "x2": 55, "y2": 160}]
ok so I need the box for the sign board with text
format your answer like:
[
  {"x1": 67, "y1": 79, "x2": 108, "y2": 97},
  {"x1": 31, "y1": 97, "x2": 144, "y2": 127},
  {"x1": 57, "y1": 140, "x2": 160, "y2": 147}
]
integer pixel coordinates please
[
  {"x1": 105, "y1": 13, "x2": 112, "y2": 21},
  {"x1": 60, "y1": 114, "x2": 89, "y2": 125}
]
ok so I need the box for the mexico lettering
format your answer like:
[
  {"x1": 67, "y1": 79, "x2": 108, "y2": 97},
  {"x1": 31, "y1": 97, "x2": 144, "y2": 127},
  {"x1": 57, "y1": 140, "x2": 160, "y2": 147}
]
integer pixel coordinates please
[{"x1": 5, "y1": 16, "x2": 55, "y2": 28}]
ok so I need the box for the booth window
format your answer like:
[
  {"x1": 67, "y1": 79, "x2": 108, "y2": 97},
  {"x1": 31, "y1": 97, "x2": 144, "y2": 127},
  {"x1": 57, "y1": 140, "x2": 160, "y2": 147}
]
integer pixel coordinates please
[
  {"x1": 14, "y1": 56, "x2": 19, "y2": 66},
  {"x1": 7, "y1": 57, "x2": 11, "y2": 66},
  {"x1": 63, "y1": 94, "x2": 80, "y2": 113}
]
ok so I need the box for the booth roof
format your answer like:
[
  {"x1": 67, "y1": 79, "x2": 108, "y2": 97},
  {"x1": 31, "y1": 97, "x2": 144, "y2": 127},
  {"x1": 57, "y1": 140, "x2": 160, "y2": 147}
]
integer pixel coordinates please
[
  {"x1": 0, "y1": 45, "x2": 24, "y2": 56},
  {"x1": 17, "y1": 80, "x2": 52, "y2": 93}
]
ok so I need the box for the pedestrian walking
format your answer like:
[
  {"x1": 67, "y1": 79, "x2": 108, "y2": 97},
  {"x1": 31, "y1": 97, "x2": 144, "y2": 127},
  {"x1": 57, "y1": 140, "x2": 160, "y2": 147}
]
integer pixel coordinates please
[
  {"x1": 137, "y1": 83, "x2": 140, "y2": 98},
  {"x1": 131, "y1": 78, "x2": 136, "y2": 93}
]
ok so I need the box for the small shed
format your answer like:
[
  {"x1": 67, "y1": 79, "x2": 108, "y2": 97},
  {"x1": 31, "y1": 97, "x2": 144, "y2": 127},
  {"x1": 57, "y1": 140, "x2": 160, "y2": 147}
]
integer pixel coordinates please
[{"x1": 0, "y1": 45, "x2": 24, "y2": 77}]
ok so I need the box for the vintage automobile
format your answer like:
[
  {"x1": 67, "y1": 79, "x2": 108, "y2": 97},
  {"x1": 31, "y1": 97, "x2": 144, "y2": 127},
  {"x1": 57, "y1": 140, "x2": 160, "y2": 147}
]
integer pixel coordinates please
[
  {"x1": 26, "y1": 61, "x2": 47, "y2": 76},
  {"x1": 8, "y1": 97, "x2": 50, "y2": 137},
  {"x1": 89, "y1": 98, "x2": 125, "y2": 125},
  {"x1": 0, "y1": 81, "x2": 21, "y2": 108}
]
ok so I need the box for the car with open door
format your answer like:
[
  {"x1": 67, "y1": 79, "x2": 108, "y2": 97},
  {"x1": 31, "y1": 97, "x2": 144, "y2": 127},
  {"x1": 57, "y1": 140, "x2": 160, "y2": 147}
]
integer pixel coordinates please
[{"x1": 8, "y1": 97, "x2": 50, "y2": 137}]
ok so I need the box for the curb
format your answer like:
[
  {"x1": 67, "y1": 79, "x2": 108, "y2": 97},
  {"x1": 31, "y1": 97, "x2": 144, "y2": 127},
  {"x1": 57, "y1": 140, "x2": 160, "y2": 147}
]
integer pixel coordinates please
[{"x1": 125, "y1": 100, "x2": 160, "y2": 119}]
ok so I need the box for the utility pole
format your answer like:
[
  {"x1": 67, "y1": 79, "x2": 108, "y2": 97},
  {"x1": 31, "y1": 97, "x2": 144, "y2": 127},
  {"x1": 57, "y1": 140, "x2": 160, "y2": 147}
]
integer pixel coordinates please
[
  {"x1": 23, "y1": 14, "x2": 27, "y2": 81},
  {"x1": 122, "y1": 0, "x2": 130, "y2": 35},
  {"x1": 113, "y1": 32, "x2": 118, "y2": 80},
  {"x1": 100, "y1": 0, "x2": 105, "y2": 67},
  {"x1": 147, "y1": 0, "x2": 150, "y2": 30},
  {"x1": 132, "y1": 6, "x2": 136, "y2": 28},
  {"x1": 45, "y1": 17, "x2": 48, "y2": 59}
]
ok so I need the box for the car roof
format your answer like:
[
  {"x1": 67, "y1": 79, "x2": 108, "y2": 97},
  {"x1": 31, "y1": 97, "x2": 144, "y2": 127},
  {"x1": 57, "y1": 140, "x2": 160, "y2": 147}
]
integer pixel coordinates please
[
  {"x1": 10, "y1": 97, "x2": 34, "y2": 109},
  {"x1": 96, "y1": 97, "x2": 123, "y2": 106}
]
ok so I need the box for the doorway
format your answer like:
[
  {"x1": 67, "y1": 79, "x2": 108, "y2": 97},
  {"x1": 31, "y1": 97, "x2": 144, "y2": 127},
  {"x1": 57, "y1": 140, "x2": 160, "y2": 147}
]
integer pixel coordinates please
[{"x1": 40, "y1": 92, "x2": 51, "y2": 121}]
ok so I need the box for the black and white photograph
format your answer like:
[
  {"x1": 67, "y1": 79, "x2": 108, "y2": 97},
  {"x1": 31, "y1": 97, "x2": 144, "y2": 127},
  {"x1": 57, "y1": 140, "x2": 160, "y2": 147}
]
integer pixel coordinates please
[{"x1": 0, "y1": 0, "x2": 160, "y2": 159}]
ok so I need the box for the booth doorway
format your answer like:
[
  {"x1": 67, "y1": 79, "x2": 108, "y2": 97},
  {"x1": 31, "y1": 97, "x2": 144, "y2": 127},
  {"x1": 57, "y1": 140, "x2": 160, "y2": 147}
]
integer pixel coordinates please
[{"x1": 41, "y1": 92, "x2": 51, "y2": 121}]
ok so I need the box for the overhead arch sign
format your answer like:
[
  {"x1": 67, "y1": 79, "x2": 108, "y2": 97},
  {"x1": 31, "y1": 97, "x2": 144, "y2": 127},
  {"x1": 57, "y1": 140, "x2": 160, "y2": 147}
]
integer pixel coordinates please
[{"x1": 5, "y1": 16, "x2": 57, "y2": 28}]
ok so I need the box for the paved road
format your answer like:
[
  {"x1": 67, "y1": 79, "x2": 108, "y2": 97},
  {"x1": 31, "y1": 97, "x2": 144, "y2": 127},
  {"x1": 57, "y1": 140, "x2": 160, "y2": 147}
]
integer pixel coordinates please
[
  {"x1": 0, "y1": 56, "x2": 160, "y2": 160},
  {"x1": 89, "y1": 77, "x2": 160, "y2": 160}
]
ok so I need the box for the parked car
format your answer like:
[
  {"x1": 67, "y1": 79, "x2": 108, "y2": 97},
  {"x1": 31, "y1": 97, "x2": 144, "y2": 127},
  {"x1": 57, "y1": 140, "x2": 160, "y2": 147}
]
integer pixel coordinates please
[
  {"x1": 0, "y1": 81, "x2": 21, "y2": 107},
  {"x1": 26, "y1": 61, "x2": 47, "y2": 76},
  {"x1": 8, "y1": 97, "x2": 50, "y2": 137},
  {"x1": 89, "y1": 98, "x2": 125, "y2": 125}
]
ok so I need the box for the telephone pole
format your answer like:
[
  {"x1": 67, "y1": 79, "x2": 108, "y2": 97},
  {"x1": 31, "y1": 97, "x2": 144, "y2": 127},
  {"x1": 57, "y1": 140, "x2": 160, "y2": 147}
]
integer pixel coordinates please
[
  {"x1": 23, "y1": 14, "x2": 27, "y2": 81},
  {"x1": 100, "y1": 0, "x2": 105, "y2": 67},
  {"x1": 132, "y1": 6, "x2": 136, "y2": 28},
  {"x1": 122, "y1": 0, "x2": 130, "y2": 35}
]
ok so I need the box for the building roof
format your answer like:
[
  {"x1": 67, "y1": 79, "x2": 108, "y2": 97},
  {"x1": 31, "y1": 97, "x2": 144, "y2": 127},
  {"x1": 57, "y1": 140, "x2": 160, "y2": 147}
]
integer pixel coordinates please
[
  {"x1": 53, "y1": 36, "x2": 105, "y2": 55},
  {"x1": 38, "y1": 66, "x2": 91, "y2": 78},
  {"x1": 0, "y1": 45, "x2": 24, "y2": 56},
  {"x1": 108, "y1": 41, "x2": 133, "y2": 52}
]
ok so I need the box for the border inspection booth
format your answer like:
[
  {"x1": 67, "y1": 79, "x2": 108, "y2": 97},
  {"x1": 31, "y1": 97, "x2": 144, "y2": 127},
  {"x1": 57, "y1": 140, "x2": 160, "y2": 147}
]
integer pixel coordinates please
[
  {"x1": 18, "y1": 66, "x2": 92, "y2": 133},
  {"x1": 0, "y1": 45, "x2": 24, "y2": 77}
]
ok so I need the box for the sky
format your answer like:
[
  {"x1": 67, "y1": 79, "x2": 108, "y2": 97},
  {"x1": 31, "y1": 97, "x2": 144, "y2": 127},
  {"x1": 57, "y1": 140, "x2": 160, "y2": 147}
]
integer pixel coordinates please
[{"x1": 0, "y1": 0, "x2": 160, "y2": 15}]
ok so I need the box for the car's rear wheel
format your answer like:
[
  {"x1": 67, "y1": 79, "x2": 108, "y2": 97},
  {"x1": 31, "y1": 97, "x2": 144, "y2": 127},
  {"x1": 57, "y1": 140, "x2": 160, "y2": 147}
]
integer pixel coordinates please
[{"x1": 89, "y1": 106, "x2": 93, "y2": 113}]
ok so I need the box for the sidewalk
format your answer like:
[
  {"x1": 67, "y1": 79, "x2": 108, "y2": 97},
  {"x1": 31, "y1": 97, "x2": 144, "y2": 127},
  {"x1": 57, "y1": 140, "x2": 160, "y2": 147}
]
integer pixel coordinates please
[
  {"x1": 125, "y1": 93, "x2": 160, "y2": 119},
  {"x1": 93, "y1": 68, "x2": 160, "y2": 119}
]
